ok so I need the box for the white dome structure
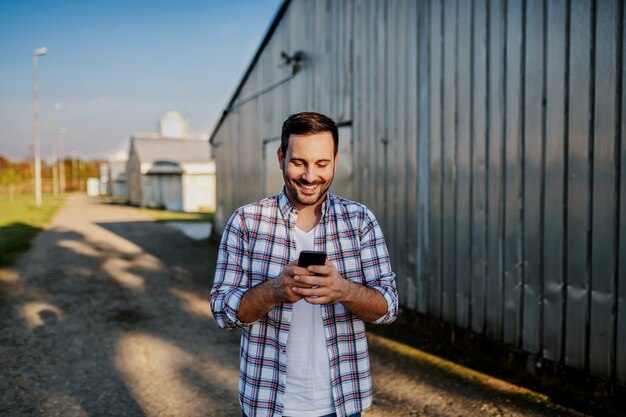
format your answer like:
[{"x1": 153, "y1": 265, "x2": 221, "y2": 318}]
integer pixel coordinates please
[{"x1": 159, "y1": 111, "x2": 188, "y2": 138}]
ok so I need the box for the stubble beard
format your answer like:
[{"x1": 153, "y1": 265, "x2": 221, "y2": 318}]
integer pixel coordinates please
[{"x1": 283, "y1": 174, "x2": 333, "y2": 208}]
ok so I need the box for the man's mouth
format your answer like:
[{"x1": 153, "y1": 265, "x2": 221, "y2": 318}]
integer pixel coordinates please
[{"x1": 297, "y1": 182, "x2": 321, "y2": 195}]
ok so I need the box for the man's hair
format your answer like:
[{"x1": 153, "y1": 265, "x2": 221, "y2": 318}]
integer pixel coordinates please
[{"x1": 281, "y1": 112, "x2": 339, "y2": 156}]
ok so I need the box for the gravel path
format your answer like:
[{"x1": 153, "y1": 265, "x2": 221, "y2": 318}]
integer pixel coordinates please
[{"x1": 0, "y1": 195, "x2": 589, "y2": 417}]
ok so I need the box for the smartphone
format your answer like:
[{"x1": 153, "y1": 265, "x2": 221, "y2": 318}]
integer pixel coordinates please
[{"x1": 297, "y1": 250, "x2": 327, "y2": 268}]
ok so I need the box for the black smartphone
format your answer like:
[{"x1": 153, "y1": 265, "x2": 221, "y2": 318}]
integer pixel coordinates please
[{"x1": 297, "y1": 250, "x2": 327, "y2": 268}]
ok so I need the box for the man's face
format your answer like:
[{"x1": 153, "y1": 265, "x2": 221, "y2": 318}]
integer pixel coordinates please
[{"x1": 278, "y1": 131, "x2": 337, "y2": 209}]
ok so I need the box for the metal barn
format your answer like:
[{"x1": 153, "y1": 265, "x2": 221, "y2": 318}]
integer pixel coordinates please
[{"x1": 209, "y1": 0, "x2": 626, "y2": 386}]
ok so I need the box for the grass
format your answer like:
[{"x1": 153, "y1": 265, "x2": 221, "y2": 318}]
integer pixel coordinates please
[
  {"x1": 0, "y1": 194, "x2": 67, "y2": 267},
  {"x1": 139, "y1": 207, "x2": 213, "y2": 223}
]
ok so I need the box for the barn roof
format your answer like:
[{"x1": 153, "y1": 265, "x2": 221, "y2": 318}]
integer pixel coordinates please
[
  {"x1": 131, "y1": 137, "x2": 211, "y2": 163},
  {"x1": 209, "y1": 0, "x2": 291, "y2": 143}
]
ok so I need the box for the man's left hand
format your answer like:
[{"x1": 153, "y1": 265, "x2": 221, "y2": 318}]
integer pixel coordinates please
[
  {"x1": 291, "y1": 260, "x2": 350, "y2": 304},
  {"x1": 293, "y1": 260, "x2": 389, "y2": 321}
]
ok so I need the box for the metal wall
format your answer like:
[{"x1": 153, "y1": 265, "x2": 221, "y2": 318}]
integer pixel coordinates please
[{"x1": 210, "y1": 0, "x2": 626, "y2": 385}]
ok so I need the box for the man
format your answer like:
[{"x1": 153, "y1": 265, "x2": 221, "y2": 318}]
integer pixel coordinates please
[{"x1": 210, "y1": 112, "x2": 398, "y2": 417}]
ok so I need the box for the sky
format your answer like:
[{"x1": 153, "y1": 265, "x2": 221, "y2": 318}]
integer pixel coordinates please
[{"x1": 0, "y1": 0, "x2": 283, "y2": 161}]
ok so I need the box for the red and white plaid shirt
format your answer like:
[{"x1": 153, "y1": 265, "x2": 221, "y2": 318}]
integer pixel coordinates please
[{"x1": 210, "y1": 189, "x2": 398, "y2": 417}]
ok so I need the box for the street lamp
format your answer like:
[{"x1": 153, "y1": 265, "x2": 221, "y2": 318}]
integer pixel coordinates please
[{"x1": 33, "y1": 47, "x2": 48, "y2": 207}]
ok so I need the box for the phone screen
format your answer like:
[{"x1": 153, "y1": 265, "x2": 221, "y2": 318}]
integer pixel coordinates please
[{"x1": 297, "y1": 250, "x2": 327, "y2": 268}]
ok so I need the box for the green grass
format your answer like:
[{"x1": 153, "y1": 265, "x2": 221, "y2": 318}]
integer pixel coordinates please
[
  {"x1": 0, "y1": 194, "x2": 67, "y2": 266},
  {"x1": 140, "y1": 207, "x2": 213, "y2": 223}
]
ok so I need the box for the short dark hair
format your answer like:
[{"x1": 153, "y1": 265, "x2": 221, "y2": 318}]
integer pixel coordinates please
[{"x1": 281, "y1": 112, "x2": 339, "y2": 156}]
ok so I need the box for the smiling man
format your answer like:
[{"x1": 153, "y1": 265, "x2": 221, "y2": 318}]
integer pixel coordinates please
[{"x1": 210, "y1": 112, "x2": 398, "y2": 417}]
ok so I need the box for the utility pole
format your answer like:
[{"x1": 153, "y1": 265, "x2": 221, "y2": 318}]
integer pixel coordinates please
[
  {"x1": 71, "y1": 151, "x2": 78, "y2": 191},
  {"x1": 59, "y1": 127, "x2": 66, "y2": 193},
  {"x1": 32, "y1": 47, "x2": 47, "y2": 206}
]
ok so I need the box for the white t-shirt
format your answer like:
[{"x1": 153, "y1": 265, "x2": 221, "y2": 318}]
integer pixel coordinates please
[{"x1": 282, "y1": 225, "x2": 335, "y2": 417}]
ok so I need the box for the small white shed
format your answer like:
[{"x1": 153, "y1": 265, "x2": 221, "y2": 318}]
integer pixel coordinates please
[
  {"x1": 127, "y1": 135, "x2": 215, "y2": 212},
  {"x1": 107, "y1": 158, "x2": 128, "y2": 199}
]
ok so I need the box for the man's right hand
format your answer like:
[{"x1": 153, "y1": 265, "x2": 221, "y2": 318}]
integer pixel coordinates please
[{"x1": 236, "y1": 260, "x2": 314, "y2": 323}]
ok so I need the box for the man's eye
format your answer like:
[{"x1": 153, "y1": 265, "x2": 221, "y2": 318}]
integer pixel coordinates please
[
  {"x1": 317, "y1": 163, "x2": 329, "y2": 168},
  {"x1": 291, "y1": 161, "x2": 303, "y2": 167}
]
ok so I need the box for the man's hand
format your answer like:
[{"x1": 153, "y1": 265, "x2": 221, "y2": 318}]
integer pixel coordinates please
[
  {"x1": 292, "y1": 260, "x2": 389, "y2": 322},
  {"x1": 291, "y1": 260, "x2": 349, "y2": 304},
  {"x1": 270, "y1": 260, "x2": 315, "y2": 303},
  {"x1": 236, "y1": 260, "x2": 314, "y2": 323}
]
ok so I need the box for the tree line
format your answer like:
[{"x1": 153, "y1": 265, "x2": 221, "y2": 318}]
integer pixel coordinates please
[{"x1": 0, "y1": 154, "x2": 102, "y2": 194}]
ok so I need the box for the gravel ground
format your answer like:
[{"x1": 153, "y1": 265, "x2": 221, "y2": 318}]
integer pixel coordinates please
[{"x1": 0, "y1": 195, "x2": 589, "y2": 417}]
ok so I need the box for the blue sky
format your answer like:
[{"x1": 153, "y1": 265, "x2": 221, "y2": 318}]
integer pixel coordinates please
[{"x1": 0, "y1": 0, "x2": 282, "y2": 160}]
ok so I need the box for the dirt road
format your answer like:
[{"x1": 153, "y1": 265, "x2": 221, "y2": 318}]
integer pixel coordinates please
[{"x1": 0, "y1": 195, "x2": 588, "y2": 417}]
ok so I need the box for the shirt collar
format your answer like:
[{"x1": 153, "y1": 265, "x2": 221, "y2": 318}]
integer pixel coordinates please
[
  {"x1": 277, "y1": 187, "x2": 332, "y2": 220},
  {"x1": 277, "y1": 187, "x2": 295, "y2": 219}
]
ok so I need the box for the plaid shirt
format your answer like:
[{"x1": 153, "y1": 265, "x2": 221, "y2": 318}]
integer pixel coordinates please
[{"x1": 210, "y1": 189, "x2": 398, "y2": 417}]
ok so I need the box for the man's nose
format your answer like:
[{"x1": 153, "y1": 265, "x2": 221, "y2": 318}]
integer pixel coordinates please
[{"x1": 302, "y1": 166, "x2": 317, "y2": 181}]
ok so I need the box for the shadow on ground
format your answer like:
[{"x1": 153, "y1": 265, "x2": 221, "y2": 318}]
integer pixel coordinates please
[
  {"x1": 0, "y1": 222, "x2": 42, "y2": 267},
  {"x1": 0, "y1": 220, "x2": 240, "y2": 417}
]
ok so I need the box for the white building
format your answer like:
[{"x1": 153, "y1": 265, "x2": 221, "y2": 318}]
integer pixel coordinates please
[
  {"x1": 99, "y1": 152, "x2": 129, "y2": 198},
  {"x1": 107, "y1": 156, "x2": 128, "y2": 199},
  {"x1": 127, "y1": 111, "x2": 215, "y2": 212}
]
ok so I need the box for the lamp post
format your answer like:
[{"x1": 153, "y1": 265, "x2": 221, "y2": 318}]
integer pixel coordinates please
[{"x1": 33, "y1": 47, "x2": 48, "y2": 206}]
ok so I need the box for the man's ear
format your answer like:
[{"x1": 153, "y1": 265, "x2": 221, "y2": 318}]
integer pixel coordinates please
[
  {"x1": 277, "y1": 147, "x2": 285, "y2": 169},
  {"x1": 333, "y1": 151, "x2": 339, "y2": 173}
]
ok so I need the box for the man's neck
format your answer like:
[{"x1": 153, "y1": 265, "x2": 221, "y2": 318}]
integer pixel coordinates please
[
  {"x1": 295, "y1": 204, "x2": 322, "y2": 232},
  {"x1": 285, "y1": 190, "x2": 326, "y2": 232}
]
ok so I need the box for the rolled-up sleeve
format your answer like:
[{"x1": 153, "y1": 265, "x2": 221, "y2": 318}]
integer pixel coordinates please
[
  {"x1": 360, "y1": 208, "x2": 399, "y2": 324},
  {"x1": 210, "y1": 210, "x2": 250, "y2": 329}
]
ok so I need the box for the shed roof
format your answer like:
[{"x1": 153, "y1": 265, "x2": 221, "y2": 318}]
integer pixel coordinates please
[{"x1": 131, "y1": 137, "x2": 211, "y2": 163}]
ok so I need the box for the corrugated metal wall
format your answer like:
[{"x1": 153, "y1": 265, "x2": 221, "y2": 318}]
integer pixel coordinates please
[{"x1": 211, "y1": 0, "x2": 625, "y2": 385}]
